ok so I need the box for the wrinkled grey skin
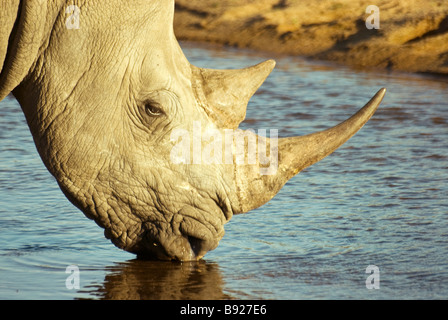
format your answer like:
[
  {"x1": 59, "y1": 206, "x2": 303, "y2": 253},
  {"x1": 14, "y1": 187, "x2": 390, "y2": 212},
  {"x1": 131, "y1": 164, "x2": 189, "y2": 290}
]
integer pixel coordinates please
[{"x1": 0, "y1": 0, "x2": 385, "y2": 261}]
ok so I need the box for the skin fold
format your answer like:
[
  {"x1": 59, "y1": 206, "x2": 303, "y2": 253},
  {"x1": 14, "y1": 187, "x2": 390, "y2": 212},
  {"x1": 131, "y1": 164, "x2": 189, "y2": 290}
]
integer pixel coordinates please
[{"x1": 0, "y1": 0, "x2": 385, "y2": 261}]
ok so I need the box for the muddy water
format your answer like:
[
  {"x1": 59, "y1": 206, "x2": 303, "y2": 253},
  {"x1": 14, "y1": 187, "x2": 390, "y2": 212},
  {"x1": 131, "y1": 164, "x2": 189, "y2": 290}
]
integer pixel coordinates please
[{"x1": 1, "y1": 42, "x2": 447, "y2": 300}]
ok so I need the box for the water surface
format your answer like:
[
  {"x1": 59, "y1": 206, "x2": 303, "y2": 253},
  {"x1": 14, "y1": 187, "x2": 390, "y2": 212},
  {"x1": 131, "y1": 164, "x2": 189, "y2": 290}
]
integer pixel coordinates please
[{"x1": 1, "y1": 42, "x2": 447, "y2": 299}]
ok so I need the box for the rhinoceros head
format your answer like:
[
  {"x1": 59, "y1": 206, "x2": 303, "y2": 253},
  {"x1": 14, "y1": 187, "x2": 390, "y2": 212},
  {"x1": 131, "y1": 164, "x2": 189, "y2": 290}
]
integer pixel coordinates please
[{"x1": 0, "y1": 0, "x2": 385, "y2": 260}]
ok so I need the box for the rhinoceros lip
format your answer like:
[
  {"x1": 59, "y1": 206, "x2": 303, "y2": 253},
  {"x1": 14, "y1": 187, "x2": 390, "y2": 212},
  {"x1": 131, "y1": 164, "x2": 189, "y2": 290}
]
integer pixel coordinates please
[
  {"x1": 137, "y1": 205, "x2": 225, "y2": 261},
  {"x1": 177, "y1": 206, "x2": 225, "y2": 258}
]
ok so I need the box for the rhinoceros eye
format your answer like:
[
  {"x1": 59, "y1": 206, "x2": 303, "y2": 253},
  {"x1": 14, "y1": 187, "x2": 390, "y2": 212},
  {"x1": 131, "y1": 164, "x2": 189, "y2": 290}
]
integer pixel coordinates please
[{"x1": 144, "y1": 102, "x2": 164, "y2": 117}]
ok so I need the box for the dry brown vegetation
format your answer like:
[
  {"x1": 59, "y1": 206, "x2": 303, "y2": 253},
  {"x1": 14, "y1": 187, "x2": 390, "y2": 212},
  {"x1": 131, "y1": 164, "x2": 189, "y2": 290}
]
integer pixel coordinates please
[{"x1": 174, "y1": 0, "x2": 448, "y2": 75}]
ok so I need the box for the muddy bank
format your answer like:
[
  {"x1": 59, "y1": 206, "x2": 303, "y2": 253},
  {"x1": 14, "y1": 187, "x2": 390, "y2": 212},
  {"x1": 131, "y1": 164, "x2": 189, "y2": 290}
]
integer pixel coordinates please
[{"x1": 174, "y1": 0, "x2": 448, "y2": 75}]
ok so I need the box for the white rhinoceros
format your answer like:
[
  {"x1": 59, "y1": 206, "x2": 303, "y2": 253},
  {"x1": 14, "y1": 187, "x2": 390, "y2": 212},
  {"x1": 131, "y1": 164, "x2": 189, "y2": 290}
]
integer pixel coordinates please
[{"x1": 0, "y1": 0, "x2": 385, "y2": 261}]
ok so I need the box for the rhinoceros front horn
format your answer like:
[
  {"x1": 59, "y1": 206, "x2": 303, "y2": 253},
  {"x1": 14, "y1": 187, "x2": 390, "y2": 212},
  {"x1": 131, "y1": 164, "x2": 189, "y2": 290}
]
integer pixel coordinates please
[{"x1": 235, "y1": 87, "x2": 386, "y2": 214}]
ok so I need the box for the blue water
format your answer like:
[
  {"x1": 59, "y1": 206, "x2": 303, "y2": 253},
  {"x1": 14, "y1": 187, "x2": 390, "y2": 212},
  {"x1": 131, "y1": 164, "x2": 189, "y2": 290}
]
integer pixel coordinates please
[{"x1": 1, "y1": 41, "x2": 447, "y2": 299}]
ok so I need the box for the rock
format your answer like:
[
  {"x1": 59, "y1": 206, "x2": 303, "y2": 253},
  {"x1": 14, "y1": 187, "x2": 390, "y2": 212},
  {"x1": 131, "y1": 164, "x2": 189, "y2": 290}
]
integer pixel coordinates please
[{"x1": 174, "y1": 0, "x2": 448, "y2": 75}]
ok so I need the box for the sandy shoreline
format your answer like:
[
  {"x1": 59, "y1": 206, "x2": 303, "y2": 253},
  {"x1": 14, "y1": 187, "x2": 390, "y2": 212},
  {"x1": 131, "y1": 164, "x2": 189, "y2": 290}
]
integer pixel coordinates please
[{"x1": 173, "y1": 0, "x2": 448, "y2": 76}]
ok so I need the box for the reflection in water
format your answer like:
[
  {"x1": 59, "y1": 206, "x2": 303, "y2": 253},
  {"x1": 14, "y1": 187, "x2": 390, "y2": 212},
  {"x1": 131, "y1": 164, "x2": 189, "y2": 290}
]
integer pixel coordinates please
[{"x1": 82, "y1": 259, "x2": 233, "y2": 300}]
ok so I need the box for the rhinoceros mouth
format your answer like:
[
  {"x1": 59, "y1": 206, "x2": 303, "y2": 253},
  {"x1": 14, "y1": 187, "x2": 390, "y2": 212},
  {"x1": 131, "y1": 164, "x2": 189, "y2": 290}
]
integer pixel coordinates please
[{"x1": 136, "y1": 204, "x2": 226, "y2": 261}]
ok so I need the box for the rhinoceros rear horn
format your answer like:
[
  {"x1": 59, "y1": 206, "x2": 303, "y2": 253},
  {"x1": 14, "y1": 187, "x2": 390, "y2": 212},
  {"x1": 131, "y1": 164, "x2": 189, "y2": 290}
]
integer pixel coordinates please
[
  {"x1": 0, "y1": 0, "x2": 47, "y2": 101},
  {"x1": 191, "y1": 59, "x2": 276, "y2": 129},
  {"x1": 236, "y1": 88, "x2": 386, "y2": 214}
]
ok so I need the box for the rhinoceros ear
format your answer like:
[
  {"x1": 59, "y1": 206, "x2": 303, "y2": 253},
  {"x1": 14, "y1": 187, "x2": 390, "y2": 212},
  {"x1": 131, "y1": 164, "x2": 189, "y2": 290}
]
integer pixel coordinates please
[
  {"x1": 0, "y1": 0, "x2": 47, "y2": 101},
  {"x1": 191, "y1": 59, "x2": 276, "y2": 129}
]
